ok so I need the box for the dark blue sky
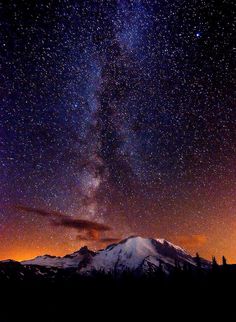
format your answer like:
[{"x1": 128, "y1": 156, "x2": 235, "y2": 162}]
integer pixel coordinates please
[{"x1": 0, "y1": 0, "x2": 235, "y2": 261}]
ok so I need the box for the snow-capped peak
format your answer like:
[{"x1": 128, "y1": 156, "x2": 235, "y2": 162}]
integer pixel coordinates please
[{"x1": 80, "y1": 236, "x2": 197, "y2": 274}]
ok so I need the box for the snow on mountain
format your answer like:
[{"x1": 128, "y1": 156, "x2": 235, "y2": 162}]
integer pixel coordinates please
[
  {"x1": 22, "y1": 255, "x2": 62, "y2": 267},
  {"x1": 21, "y1": 236, "x2": 200, "y2": 274},
  {"x1": 82, "y1": 236, "x2": 197, "y2": 274},
  {"x1": 22, "y1": 246, "x2": 95, "y2": 269}
]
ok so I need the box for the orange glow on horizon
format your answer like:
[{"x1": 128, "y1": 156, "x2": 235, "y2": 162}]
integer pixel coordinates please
[{"x1": 1, "y1": 234, "x2": 236, "y2": 264}]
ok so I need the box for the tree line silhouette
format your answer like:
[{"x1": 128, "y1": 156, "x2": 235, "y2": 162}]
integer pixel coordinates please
[{"x1": 0, "y1": 253, "x2": 235, "y2": 320}]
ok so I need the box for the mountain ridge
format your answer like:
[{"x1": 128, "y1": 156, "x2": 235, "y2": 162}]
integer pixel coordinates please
[{"x1": 18, "y1": 236, "x2": 210, "y2": 274}]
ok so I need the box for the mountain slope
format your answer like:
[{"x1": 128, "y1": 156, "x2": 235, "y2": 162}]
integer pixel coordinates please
[
  {"x1": 22, "y1": 246, "x2": 95, "y2": 269},
  {"x1": 82, "y1": 236, "x2": 197, "y2": 274}
]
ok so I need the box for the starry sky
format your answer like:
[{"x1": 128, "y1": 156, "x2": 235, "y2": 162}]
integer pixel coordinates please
[{"x1": 0, "y1": 0, "x2": 235, "y2": 262}]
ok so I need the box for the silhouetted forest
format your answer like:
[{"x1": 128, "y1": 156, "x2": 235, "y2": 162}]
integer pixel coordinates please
[{"x1": 0, "y1": 256, "x2": 235, "y2": 321}]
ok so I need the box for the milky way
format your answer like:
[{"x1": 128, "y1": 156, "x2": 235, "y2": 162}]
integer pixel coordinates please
[{"x1": 0, "y1": 1, "x2": 235, "y2": 261}]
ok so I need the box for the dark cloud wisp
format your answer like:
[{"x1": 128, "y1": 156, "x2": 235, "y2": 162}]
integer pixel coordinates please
[{"x1": 15, "y1": 205, "x2": 112, "y2": 233}]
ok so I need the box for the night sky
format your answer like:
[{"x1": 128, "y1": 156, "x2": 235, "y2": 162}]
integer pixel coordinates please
[{"x1": 0, "y1": 0, "x2": 235, "y2": 262}]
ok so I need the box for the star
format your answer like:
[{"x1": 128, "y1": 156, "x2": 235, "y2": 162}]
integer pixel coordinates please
[{"x1": 0, "y1": 0, "x2": 235, "y2": 262}]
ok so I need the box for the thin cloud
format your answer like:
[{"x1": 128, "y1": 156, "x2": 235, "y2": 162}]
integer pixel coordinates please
[
  {"x1": 56, "y1": 217, "x2": 111, "y2": 232},
  {"x1": 16, "y1": 205, "x2": 112, "y2": 234},
  {"x1": 15, "y1": 205, "x2": 62, "y2": 218},
  {"x1": 76, "y1": 234, "x2": 121, "y2": 244}
]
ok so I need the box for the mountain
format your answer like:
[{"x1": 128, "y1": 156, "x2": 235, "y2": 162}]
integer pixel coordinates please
[
  {"x1": 22, "y1": 246, "x2": 95, "y2": 269},
  {"x1": 79, "y1": 236, "x2": 196, "y2": 274},
  {"x1": 0, "y1": 259, "x2": 60, "y2": 282},
  {"x1": 20, "y1": 236, "x2": 208, "y2": 275}
]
